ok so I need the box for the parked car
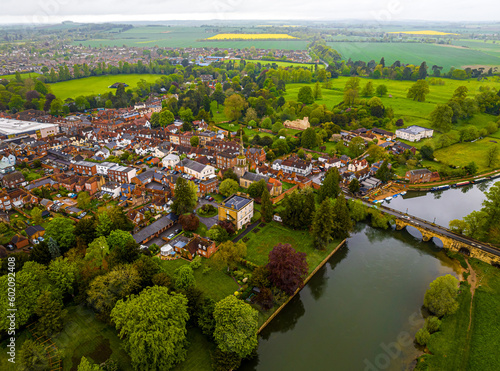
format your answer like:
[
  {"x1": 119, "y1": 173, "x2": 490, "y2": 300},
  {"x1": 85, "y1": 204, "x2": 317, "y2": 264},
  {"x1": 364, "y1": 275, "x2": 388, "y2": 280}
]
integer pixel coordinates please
[
  {"x1": 208, "y1": 196, "x2": 214, "y2": 201},
  {"x1": 32, "y1": 239, "x2": 39, "y2": 245},
  {"x1": 175, "y1": 228, "x2": 182, "y2": 234},
  {"x1": 38, "y1": 236, "x2": 44, "y2": 242},
  {"x1": 205, "y1": 195, "x2": 211, "y2": 200},
  {"x1": 167, "y1": 233, "x2": 175, "y2": 239}
]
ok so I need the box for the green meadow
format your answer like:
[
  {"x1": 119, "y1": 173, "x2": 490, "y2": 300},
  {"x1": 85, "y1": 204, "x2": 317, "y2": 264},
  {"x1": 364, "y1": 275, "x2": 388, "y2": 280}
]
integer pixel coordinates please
[
  {"x1": 1, "y1": 72, "x2": 40, "y2": 80},
  {"x1": 49, "y1": 74, "x2": 166, "y2": 100},
  {"x1": 327, "y1": 42, "x2": 500, "y2": 70}
]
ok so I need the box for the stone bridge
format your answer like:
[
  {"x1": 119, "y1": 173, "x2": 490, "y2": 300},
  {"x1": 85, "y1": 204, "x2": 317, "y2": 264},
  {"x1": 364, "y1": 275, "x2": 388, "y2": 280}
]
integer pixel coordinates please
[{"x1": 394, "y1": 218, "x2": 500, "y2": 266}]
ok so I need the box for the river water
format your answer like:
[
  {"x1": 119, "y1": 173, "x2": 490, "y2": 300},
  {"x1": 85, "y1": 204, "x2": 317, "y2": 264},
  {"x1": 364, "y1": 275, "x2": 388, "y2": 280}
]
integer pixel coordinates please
[{"x1": 241, "y1": 181, "x2": 498, "y2": 371}]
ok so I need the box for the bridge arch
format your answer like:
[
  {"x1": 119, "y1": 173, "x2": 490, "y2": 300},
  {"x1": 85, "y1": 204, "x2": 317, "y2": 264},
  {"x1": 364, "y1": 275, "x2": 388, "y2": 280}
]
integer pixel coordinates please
[
  {"x1": 459, "y1": 247, "x2": 471, "y2": 256},
  {"x1": 430, "y1": 236, "x2": 444, "y2": 248}
]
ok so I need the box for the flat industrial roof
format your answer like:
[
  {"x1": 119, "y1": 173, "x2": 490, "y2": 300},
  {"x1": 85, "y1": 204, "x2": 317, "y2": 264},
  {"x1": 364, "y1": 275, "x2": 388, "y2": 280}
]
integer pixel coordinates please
[{"x1": 0, "y1": 118, "x2": 58, "y2": 135}]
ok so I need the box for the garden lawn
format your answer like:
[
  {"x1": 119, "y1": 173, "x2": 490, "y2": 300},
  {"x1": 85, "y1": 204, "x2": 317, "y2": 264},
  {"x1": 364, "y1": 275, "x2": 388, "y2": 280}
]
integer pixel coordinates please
[
  {"x1": 245, "y1": 221, "x2": 342, "y2": 273},
  {"x1": 52, "y1": 305, "x2": 132, "y2": 371},
  {"x1": 158, "y1": 258, "x2": 239, "y2": 301},
  {"x1": 173, "y1": 327, "x2": 215, "y2": 371},
  {"x1": 49, "y1": 74, "x2": 168, "y2": 100}
]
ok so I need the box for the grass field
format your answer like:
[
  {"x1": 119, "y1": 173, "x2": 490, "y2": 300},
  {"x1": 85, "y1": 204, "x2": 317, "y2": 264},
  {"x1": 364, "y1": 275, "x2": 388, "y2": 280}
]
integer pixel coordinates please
[
  {"x1": 326, "y1": 42, "x2": 500, "y2": 70},
  {"x1": 434, "y1": 137, "x2": 500, "y2": 173},
  {"x1": 244, "y1": 221, "x2": 342, "y2": 273},
  {"x1": 422, "y1": 259, "x2": 500, "y2": 370},
  {"x1": 49, "y1": 74, "x2": 166, "y2": 100},
  {"x1": 158, "y1": 257, "x2": 238, "y2": 302},
  {"x1": 387, "y1": 30, "x2": 459, "y2": 36},
  {"x1": 173, "y1": 327, "x2": 214, "y2": 371},
  {"x1": 0, "y1": 72, "x2": 40, "y2": 80}
]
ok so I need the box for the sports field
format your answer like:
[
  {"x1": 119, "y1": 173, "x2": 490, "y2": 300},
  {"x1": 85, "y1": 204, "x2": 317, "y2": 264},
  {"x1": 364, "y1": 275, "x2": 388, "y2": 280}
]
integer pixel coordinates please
[{"x1": 49, "y1": 74, "x2": 166, "y2": 100}]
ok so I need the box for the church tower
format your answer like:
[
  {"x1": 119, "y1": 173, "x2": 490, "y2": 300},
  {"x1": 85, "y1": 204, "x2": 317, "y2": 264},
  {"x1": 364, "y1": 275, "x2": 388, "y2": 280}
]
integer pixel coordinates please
[{"x1": 233, "y1": 131, "x2": 247, "y2": 178}]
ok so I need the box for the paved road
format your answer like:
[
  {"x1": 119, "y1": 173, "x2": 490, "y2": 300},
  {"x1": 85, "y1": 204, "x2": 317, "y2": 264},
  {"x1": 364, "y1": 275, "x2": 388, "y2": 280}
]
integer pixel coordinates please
[
  {"x1": 347, "y1": 195, "x2": 500, "y2": 258},
  {"x1": 196, "y1": 198, "x2": 219, "y2": 229}
]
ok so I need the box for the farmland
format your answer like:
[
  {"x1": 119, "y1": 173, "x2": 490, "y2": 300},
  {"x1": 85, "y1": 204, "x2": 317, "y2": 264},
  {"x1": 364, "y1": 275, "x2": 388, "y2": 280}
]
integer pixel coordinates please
[
  {"x1": 326, "y1": 42, "x2": 500, "y2": 70},
  {"x1": 206, "y1": 33, "x2": 298, "y2": 40},
  {"x1": 387, "y1": 30, "x2": 459, "y2": 35},
  {"x1": 49, "y1": 74, "x2": 166, "y2": 100}
]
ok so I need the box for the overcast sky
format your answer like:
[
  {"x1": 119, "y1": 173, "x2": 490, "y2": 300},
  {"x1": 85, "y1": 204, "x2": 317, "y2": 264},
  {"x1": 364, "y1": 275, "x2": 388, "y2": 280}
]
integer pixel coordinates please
[{"x1": 0, "y1": 0, "x2": 498, "y2": 25}]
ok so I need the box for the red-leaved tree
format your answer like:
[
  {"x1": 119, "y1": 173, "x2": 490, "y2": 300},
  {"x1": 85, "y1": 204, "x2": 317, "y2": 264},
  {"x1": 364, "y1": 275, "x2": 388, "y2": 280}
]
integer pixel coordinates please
[
  {"x1": 179, "y1": 213, "x2": 200, "y2": 231},
  {"x1": 266, "y1": 243, "x2": 308, "y2": 296},
  {"x1": 218, "y1": 220, "x2": 236, "y2": 236}
]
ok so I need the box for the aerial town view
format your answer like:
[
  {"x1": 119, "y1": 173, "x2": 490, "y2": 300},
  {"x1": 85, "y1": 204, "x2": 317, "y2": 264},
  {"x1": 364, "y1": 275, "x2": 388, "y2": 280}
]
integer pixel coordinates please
[{"x1": 0, "y1": 1, "x2": 500, "y2": 370}]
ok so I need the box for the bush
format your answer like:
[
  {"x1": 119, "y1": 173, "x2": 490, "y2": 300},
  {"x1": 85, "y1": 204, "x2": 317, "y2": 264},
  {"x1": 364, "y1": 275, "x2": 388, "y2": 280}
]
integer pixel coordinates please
[
  {"x1": 251, "y1": 211, "x2": 261, "y2": 223},
  {"x1": 415, "y1": 327, "x2": 431, "y2": 346},
  {"x1": 425, "y1": 316, "x2": 441, "y2": 334},
  {"x1": 191, "y1": 255, "x2": 202, "y2": 269}
]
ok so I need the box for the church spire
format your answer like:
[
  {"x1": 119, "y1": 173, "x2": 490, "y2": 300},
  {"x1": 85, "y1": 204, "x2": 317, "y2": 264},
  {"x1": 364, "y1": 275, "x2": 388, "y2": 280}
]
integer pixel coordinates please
[{"x1": 239, "y1": 130, "x2": 244, "y2": 157}]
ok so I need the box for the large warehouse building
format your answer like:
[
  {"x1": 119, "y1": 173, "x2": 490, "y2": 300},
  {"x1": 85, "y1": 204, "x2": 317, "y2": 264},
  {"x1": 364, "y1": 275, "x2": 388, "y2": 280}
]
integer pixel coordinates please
[{"x1": 0, "y1": 118, "x2": 59, "y2": 139}]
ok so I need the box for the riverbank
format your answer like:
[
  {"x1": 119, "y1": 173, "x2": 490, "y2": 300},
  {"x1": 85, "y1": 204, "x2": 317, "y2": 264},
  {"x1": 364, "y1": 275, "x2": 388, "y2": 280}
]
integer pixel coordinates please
[
  {"x1": 407, "y1": 169, "x2": 500, "y2": 191},
  {"x1": 257, "y1": 239, "x2": 346, "y2": 334},
  {"x1": 417, "y1": 258, "x2": 500, "y2": 370}
]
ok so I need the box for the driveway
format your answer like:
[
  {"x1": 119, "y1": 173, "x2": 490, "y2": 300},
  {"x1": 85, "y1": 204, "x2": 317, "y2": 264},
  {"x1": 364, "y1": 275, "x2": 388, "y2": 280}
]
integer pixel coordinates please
[{"x1": 196, "y1": 198, "x2": 219, "y2": 229}]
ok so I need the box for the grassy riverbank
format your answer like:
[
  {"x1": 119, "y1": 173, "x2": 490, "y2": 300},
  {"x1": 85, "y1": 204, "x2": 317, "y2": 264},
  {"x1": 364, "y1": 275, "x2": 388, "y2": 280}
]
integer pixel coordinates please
[{"x1": 417, "y1": 258, "x2": 500, "y2": 370}]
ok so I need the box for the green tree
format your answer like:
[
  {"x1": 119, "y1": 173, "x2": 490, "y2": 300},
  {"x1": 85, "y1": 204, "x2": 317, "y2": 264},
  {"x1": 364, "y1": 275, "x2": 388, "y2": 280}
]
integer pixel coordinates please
[
  {"x1": 87, "y1": 265, "x2": 140, "y2": 317},
  {"x1": 415, "y1": 327, "x2": 431, "y2": 346},
  {"x1": 111, "y1": 286, "x2": 189, "y2": 371},
  {"x1": 190, "y1": 136, "x2": 199, "y2": 147},
  {"x1": 77, "y1": 191, "x2": 91, "y2": 210},
  {"x1": 77, "y1": 357, "x2": 102, "y2": 371},
  {"x1": 213, "y1": 295, "x2": 258, "y2": 358},
  {"x1": 349, "y1": 136, "x2": 365, "y2": 157},
  {"x1": 247, "y1": 179, "x2": 267, "y2": 199},
  {"x1": 375, "y1": 161, "x2": 394, "y2": 182},
  {"x1": 311, "y1": 199, "x2": 334, "y2": 249},
  {"x1": 376, "y1": 84, "x2": 388, "y2": 97},
  {"x1": 486, "y1": 145, "x2": 499, "y2": 167},
  {"x1": 420, "y1": 145, "x2": 434, "y2": 161},
  {"x1": 301, "y1": 127, "x2": 318, "y2": 149},
  {"x1": 331, "y1": 195, "x2": 353, "y2": 239},
  {"x1": 45, "y1": 217, "x2": 75, "y2": 253},
  {"x1": 219, "y1": 179, "x2": 239, "y2": 197},
  {"x1": 31, "y1": 207, "x2": 43, "y2": 225},
  {"x1": 19, "y1": 339, "x2": 49, "y2": 371},
  {"x1": 106, "y1": 229, "x2": 134, "y2": 250},
  {"x1": 159, "y1": 109, "x2": 175, "y2": 126},
  {"x1": 312, "y1": 82, "x2": 322, "y2": 100},
  {"x1": 361, "y1": 81, "x2": 375, "y2": 97},
  {"x1": 348, "y1": 178, "x2": 360, "y2": 194},
  {"x1": 430, "y1": 104, "x2": 453, "y2": 133},
  {"x1": 407, "y1": 80, "x2": 430, "y2": 102},
  {"x1": 297, "y1": 86, "x2": 314, "y2": 104},
  {"x1": 179, "y1": 107, "x2": 194, "y2": 123},
  {"x1": 48, "y1": 257, "x2": 77, "y2": 295},
  {"x1": 423, "y1": 275, "x2": 459, "y2": 317},
  {"x1": 261, "y1": 188, "x2": 273, "y2": 223},
  {"x1": 172, "y1": 177, "x2": 198, "y2": 215},
  {"x1": 224, "y1": 94, "x2": 247, "y2": 121},
  {"x1": 85, "y1": 236, "x2": 110, "y2": 269},
  {"x1": 318, "y1": 168, "x2": 340, "y2": 203},
  {"x1": 212, "y1": 241, "x2": 246, "y2": 270},
  {"x1": 174, "y1": 265, "x2": 195, "y2": 290},
  {"x1": 96, "y1": 212, "x2": 114, "y2": 237},
  {"x1": 35, "y1": 291, "x2": 66, "y2": 336}
]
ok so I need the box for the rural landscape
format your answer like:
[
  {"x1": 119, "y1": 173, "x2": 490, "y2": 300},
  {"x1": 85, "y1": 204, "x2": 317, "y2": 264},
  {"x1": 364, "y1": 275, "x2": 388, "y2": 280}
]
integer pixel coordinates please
[{"x1": 0, "y1": 7, "x2": 500, "y2": 371}]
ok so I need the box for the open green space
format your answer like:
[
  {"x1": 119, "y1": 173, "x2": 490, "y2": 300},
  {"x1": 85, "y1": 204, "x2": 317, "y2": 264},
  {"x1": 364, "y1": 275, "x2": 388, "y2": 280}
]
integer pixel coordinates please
[
  {"x1": 0, "y1": 72, "x2": 40, "y2": 80},
  {"x1": 327, "y1": 42, "x2": 500, "y2": 70},
  {"x1": 54, "y1": 305, "x2": 131, "y2": 370},
  {"x1": 245, "y1": 221, "x2": 342, "y2": 273},
  {"x1": 173, "y1": 327, "x2": 214, "y2": 371},
  {"x1": 49, "y1": 74, "x2": 167, "y2": 100},
  {"x1": 421, "y1": 259, "x2": 500, "y2": 370},
  {"x1": 158, "y1": 257, "x2": 239, "y2": 302},
  {"x1": 434, "y1": 137, "x2": 500, "y2": 173}
]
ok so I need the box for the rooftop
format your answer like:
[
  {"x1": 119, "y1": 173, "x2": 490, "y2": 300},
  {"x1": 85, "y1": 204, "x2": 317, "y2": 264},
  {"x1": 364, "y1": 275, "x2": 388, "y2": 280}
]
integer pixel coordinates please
[
  {"x1": 0, "y1": 118, "x2": 58, "y2": 135},
  {"x1": 220, "y1": 194, "x2": 253, "y2": 211}
]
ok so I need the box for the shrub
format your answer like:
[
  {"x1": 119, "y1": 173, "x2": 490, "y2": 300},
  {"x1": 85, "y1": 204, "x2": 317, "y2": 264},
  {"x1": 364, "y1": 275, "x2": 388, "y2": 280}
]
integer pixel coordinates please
[
  {"x1": 191, "y1": 255, "x2": 202, "y2": 269},
  {"x1": 415, "y1": 327, "x2": 431, "y2": 346},
  {"x1": 425, "y1": 316, "x2": 441, "y2": 334}
]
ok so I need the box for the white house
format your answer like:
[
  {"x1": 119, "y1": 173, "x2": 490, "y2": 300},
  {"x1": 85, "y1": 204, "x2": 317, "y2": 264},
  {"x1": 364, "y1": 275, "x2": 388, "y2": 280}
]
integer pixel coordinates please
[
  {"x1": 101, "y1": 181, "x2": 121, "y2": 198},
  {"x1": 395, "y1": 125, "x2": 434, "y2": 142},
  {"x1": 96, "y1": 161, "x2": 116, "y2": 176},
  {"x1": 178, "y1": 158, "x2": 215, "y2": 180},
  {"x1": 1, "y1": 154, "x2": 16, "y2": 166}
]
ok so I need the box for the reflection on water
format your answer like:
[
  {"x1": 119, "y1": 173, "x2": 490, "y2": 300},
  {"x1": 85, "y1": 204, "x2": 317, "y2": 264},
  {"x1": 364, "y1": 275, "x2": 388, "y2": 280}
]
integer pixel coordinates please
[
  {"x1": 240, "y1": 224, "x2": 461, "y2": 371},
  {"x1": 389, "y1": 180, "x2": 495, "y2": 227}
]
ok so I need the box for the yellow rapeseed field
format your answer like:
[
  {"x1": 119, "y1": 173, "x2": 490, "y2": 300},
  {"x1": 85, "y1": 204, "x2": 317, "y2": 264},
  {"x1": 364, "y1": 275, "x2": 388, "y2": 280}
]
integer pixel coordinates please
[
  {"x1": 388, "y1": 30, "x2": 459, "y2": 36},
  {"x1": 206, "y1": 33, "x2": 298, "y2": 40}
]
